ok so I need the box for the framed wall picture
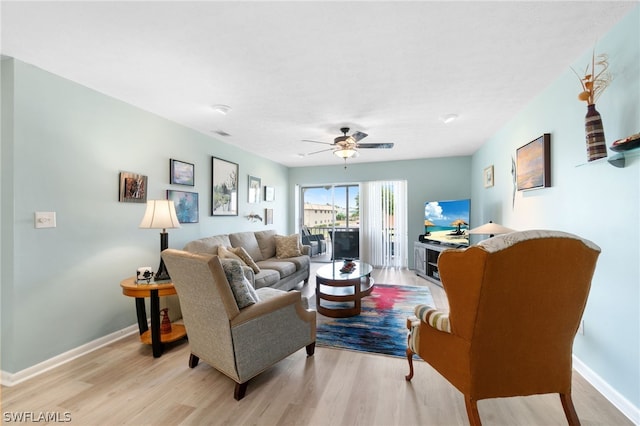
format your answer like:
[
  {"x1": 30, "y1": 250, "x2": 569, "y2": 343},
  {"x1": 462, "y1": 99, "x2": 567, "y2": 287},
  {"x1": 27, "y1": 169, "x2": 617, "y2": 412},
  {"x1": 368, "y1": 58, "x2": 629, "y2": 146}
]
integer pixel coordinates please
[
  {"x1": 248, "y1": 175, "x2": 261, "y2": 203},
  {"x1": 265, "y1": 208, "x2": 273, "y2": 225},
  {"x1": 211, "y1": 157, "x2": 238, "y2": 216},
  {"x1": 264, "y1": 186, "x2": 275, "y2": 202},
  {"x1": 516, "y1": 134, "x2": 551, "y2": 191},
  {"x1": 483, "y1": 165, "x2": 494, "y2": 188},
  {"x1": 170, "y1": 159, "x2": 194, "y2": 186},
  {"x1": 119, "y1": 171, "x2": 147, "y2": 203},
  {"x1": 167, "y1": 190, "x2": 199, "y2": 223}
]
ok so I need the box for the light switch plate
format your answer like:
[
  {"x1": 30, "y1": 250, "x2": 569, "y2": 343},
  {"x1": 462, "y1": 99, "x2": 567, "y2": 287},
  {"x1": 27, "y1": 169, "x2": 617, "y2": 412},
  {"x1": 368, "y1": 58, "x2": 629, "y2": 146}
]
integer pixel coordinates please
[{"x1": 35, "y1": 212, "x2": 56, "y2": 228}]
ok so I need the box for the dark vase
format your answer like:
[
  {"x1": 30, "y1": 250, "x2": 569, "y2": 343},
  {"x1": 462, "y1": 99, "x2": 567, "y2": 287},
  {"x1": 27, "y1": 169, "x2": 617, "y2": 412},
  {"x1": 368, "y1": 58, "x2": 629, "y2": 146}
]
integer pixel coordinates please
[
  {"x1": 585, "y1": 104, "x2": 607, "y2": 162},
  {"x1": 160, "y1": 308, "x2": 172, "y2": 335}
]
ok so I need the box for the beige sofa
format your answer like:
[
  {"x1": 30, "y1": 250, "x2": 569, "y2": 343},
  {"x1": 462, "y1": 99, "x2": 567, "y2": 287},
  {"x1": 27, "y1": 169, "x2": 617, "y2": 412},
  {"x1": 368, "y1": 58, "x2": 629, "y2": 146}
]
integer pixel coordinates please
[{"x1": 183, "y1": 230, "x2": 310, "y2": 291}]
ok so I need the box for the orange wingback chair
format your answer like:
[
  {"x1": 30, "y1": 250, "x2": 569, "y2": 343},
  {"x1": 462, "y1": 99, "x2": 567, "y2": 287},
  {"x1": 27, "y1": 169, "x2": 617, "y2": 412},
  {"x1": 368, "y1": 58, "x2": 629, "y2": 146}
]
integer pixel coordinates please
[{"x1": 406, "y1": 230, "x2": 601, "y2": 425}]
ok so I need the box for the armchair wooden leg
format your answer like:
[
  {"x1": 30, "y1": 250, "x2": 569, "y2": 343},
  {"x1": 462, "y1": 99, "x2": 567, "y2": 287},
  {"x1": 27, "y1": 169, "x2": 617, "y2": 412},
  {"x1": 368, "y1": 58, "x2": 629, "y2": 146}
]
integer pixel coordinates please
[
  {"x1": 306, "y1": 342, "x2": 316, "y2": 356},
  {"x1": 188, "y1": 354, "x2": 199, "y2": 368},
  {"x1": 464, "y1": 396, "x2": 482, "y2": 426},
  {"x1": 560, "y1": 393, "x2": 581, "y2": 426},
  {"x1": 234, "y1": 382, "x2": 248, "y2": 400},
  {"x1": 405, "y1": 347, "x2": 414, "y2": 381}
]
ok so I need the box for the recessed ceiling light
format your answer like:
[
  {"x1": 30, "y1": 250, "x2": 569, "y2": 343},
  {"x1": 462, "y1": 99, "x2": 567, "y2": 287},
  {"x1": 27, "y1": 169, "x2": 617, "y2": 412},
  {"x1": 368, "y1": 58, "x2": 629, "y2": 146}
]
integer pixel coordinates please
[
  {"x1": 212, "y1": 104, "x2": 231, "y2": 115},
  {"x1": 440, "y1": 113, "x2": 459, "y2": 124}
]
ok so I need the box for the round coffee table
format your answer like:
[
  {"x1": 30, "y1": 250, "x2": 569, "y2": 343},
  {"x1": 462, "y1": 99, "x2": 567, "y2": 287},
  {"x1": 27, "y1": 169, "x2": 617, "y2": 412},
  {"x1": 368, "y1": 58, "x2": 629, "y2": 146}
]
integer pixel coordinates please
[{"x1": 315, "y1": 261, "x2": 374, "y2": 318}]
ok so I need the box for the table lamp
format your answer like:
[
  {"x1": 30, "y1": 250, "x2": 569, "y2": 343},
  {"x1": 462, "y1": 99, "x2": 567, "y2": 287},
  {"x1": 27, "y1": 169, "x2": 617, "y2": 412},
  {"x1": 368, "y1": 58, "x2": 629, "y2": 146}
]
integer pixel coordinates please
[
  {"x1": 139, "y1": 200, "x2": 181, "y2": 282},
  {"x1": 468, "y1": 221, "x2": 515, "y2": 238}
]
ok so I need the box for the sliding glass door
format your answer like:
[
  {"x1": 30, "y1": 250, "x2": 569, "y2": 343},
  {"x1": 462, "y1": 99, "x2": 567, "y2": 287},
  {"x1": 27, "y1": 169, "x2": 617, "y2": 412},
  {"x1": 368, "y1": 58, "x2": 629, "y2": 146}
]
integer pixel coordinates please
[{"x1": 300, "y1": 184, "x2": 359, "y2": 261}]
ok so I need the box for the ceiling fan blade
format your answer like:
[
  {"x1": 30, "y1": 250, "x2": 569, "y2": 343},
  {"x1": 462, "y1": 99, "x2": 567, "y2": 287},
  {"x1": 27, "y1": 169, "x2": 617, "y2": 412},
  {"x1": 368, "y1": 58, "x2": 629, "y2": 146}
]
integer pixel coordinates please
[
  {"x1": 351, "y1": 131, "x2": 368, "y2": 142},
  {"x1": 302, "y1": 139, "x2": 333, "y2": 146},
  {"x1": 300, "y1": 147, "x2": 334, "y2": 156},
  {"x1": 356, "y1": 143, "x2": 394, "y2": 149}
]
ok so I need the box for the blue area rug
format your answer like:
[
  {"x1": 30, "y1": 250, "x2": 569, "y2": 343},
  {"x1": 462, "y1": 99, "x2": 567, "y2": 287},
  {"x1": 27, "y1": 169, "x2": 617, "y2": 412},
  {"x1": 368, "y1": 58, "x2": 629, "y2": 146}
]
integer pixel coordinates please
[{"x1": 316, "y1": 284, "x2": 433, "y2": 358}]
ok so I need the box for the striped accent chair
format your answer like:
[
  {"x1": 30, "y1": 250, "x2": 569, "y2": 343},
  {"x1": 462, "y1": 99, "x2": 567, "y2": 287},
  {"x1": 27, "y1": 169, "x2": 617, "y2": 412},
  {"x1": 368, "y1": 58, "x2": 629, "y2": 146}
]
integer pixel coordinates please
[{"x1": 406, "y1": 230, "x2": 601, "y2": 426}]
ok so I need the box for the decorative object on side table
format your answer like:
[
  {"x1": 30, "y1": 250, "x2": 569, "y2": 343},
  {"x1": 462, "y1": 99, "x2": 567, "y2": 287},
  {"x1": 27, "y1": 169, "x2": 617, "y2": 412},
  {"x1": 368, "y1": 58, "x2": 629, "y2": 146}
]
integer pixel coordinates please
[
  {"x1": 139, "y1": 200, "x2": 181, "y2": 282},
  {"x1": 340, "y1": 260, "x2": 356, "y2": 273},
  {"x1": 160, "y1": 308, "x2": 172, "y2": 334},
  {"x1": 136, "y1": 266, "x2": 154, "y2": 284},
  {"x1": 571, "y1": 49, "x2": 612, "y2": 162}
]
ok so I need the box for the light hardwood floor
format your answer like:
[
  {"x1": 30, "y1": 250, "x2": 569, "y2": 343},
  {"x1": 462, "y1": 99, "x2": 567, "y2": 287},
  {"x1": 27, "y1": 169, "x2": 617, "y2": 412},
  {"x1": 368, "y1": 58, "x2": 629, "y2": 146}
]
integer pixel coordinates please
[{"x1": 1, "y1": 265, "x2": 632, "y2": 425}]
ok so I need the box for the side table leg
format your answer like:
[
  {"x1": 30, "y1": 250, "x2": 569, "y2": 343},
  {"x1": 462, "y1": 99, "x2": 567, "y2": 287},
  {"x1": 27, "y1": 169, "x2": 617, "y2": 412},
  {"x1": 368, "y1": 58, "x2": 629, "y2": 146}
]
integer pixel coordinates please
[
  {"x1": 135, "y1": 297, "x2": 148, "y2": 335},
  {"x1": 150, "y1": 289, "x2": 163, "y2": 358}
]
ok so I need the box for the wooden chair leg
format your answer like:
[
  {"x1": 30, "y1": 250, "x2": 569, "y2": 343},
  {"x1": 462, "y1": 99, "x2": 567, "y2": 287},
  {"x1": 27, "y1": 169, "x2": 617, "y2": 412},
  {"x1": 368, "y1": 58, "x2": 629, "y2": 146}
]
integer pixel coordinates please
[
  {"x1": 464, "y1": 396, "x2": 482, "y2": 426},
  {"x1": 188, "y1": 354, "x2": 199, "y2": 368},
  {"x1": 560, "y1": 393, "x2": 581, "y2": 426},
  {"x1": 306, "y1": 342, "x2": 316, "y2": 356},
  {"x1": 405, "y1": 347, "x2": 415, "y2": 381},
  {"x1": 234, "y1": 382, "x2": 248, "y2": 400}
]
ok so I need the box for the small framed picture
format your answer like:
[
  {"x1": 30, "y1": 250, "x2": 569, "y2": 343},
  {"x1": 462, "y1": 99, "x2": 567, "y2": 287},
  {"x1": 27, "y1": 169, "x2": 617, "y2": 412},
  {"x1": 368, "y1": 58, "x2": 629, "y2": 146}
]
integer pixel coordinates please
[
  {"x1": 265, "y1": 208, "x2": 273, "y2": 225},
  {"x1": 483, "y1": 165, "x2": 494, "y2": 188},
  {"x1": 170, "y1": 159, "x2": 194, "y2": 186},
  {"x1": 264, "y1": 186, "x2": 275, "y2": 202},
  {"x1": 119, "y1": 172, "x2": 147, "y2": 203},
  {"x1": 167, "y1": 190, "x2": 199, "y2": 223},
  {"x1": 248, "y1": 175, "x2": 261, "y2": 204}
]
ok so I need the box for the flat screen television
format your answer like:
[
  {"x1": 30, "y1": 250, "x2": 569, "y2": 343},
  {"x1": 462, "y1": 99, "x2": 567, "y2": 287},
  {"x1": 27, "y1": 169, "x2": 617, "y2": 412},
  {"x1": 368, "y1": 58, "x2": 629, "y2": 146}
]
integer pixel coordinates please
[{"x1": 423, "y1": 199, "x2": 470, "y2": 247}]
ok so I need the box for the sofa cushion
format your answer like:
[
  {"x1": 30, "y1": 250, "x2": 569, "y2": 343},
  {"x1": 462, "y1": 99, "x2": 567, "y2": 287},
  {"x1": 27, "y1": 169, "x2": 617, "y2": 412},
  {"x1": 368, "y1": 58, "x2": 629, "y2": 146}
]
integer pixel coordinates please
[
  {"x1": 220, "y1": 259, "x2": 260, "y2": 309},
  {"x1": 270, "y1": 254, "x2": 309, "y2": 272},
  {"x1": 274, "y1": 234, "x2": 302, "y2": 258},
  {"x1": 254, "y1": 230, "x2": 277, "y2": 260},
  {"x1": 229, "y1": 232, "x2": 263, "y2": 261},
  {"x1": 183, "y1": 234, "x2": 232, "y2": 255},
  {"x1": 257, "y1": 259, "x2": 296, "y2": 278},
  {"x1": 218, "y1": 246, "x2": 244, "y2": 262},
  {"x1": 253, "y1": 269, "x2": 280, "y2": 289}
]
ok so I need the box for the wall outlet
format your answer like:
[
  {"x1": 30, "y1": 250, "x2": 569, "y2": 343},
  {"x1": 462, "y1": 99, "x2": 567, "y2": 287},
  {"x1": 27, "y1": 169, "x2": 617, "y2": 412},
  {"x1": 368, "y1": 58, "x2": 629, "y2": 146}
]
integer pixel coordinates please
[{"x1": 578, "y1": 320, "x2": 585, "y2": 335}]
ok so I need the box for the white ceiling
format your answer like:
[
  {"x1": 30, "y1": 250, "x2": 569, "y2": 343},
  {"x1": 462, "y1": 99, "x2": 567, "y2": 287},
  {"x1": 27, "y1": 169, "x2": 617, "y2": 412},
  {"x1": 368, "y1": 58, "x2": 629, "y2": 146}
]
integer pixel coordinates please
[{"x1": 1, "y1": 1, "x2": 636, "y2": 167}]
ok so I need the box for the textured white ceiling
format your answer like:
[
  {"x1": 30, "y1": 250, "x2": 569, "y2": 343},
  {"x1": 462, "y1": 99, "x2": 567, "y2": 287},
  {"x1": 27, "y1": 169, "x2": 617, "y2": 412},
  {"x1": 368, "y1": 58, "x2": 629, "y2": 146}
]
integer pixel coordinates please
[{"x1": 1, "y1": 1, "x2": 636, "y2": 167}]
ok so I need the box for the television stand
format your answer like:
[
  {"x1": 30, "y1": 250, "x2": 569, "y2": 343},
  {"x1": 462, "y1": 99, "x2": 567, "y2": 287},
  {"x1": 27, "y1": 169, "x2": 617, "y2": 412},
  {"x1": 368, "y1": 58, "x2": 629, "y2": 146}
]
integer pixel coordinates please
[{"x1": 414, "y1": 241, "x2": 450, "y2": 286}]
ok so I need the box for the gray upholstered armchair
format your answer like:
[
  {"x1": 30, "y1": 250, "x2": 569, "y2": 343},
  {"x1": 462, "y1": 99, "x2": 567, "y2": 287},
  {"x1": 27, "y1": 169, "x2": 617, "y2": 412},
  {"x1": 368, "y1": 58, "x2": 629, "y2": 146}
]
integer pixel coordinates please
[{"x1": 162, "y1": 249, "x2": 316, "y2": 400}]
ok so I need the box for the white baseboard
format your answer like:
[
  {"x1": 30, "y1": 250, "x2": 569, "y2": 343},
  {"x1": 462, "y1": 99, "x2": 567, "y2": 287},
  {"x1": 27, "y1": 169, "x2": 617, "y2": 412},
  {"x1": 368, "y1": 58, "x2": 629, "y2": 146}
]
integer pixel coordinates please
[
  {"x1": 1, "y1": 324, "x2": 138, "y2": 387},
  {"x1": 573, "y1": 355, "x2": 639, "y2": 425}
]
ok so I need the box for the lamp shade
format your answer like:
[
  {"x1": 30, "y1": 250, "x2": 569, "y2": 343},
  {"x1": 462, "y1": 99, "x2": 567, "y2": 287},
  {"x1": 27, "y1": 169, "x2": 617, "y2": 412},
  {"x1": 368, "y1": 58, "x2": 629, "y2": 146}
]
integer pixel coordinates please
[
  {"x1": 468, "y1": 221, "x2": 515, "y2": 235},
  {"x1": 139, "y1": 200, "x2": 181, "y2": 230}
]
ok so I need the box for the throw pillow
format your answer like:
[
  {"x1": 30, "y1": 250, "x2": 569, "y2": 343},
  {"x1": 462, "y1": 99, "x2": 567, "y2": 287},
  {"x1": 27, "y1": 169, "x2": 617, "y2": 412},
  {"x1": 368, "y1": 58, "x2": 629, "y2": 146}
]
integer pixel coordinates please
[
  {"x1": 221, "y1": 259, "x2": 260, "y2": 309},
  {"x1": 218, "y1": 246, "x2": 245, "y2": 264},
  {"x1": 274, "y1": 234, "x2": 302, "y2": 259},
  {"x1": 229, "y1": 246, "x2": 261, "y2": 274}
]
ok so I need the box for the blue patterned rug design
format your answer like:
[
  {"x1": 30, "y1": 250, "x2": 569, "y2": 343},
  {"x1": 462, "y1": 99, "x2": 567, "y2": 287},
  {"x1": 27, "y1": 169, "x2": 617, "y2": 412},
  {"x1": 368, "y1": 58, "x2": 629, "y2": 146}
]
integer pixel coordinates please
[{"x1": 316, "y1": 284, "x2": 433, "y2": 358}]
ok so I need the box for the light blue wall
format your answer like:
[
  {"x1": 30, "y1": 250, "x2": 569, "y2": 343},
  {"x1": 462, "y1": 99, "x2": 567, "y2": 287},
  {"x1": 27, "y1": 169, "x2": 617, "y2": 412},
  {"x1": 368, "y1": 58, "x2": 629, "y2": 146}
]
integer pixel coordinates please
[
  {"x1": 471, "y1": 7, "x2": 639, "y2": 408},
  {"x1": 0, "y1": 59, "x2": 290, "y2": 373},
  {"x1": 288, "y1": 156, "x2": 472, "y2": 268}
]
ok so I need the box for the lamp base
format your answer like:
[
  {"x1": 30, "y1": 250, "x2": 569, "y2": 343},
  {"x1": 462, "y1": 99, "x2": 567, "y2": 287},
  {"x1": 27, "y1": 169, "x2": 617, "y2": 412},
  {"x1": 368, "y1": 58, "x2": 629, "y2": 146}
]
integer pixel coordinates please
[{"x1": 154, "y1": 258, "x2": 171, "y2": 282}]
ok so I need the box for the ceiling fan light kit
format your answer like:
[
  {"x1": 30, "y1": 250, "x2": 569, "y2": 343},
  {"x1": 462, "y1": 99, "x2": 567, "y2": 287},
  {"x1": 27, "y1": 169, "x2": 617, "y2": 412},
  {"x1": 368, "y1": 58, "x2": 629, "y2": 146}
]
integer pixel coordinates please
[{"x1": 302, "y1": 127, "x2": 394, "y2": 167}]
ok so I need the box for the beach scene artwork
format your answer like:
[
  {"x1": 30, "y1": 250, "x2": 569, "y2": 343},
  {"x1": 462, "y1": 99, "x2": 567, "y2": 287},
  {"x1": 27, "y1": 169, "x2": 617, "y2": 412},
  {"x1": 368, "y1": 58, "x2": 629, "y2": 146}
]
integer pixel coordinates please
[{"x1": 424, "y1": 199, "x2": 470, "y2": 246}]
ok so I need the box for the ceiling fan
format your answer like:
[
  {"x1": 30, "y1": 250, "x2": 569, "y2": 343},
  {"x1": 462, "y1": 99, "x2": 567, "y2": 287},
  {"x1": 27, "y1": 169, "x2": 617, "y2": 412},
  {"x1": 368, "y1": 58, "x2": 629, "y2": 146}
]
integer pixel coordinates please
[{"x1": 301, "y1": 127, "x2": 394, "y2": 167}]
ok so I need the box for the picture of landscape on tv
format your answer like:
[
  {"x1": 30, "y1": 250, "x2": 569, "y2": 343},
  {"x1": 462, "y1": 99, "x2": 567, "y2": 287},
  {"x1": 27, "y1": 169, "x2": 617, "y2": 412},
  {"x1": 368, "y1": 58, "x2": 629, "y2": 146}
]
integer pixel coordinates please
[{"x1": 424, "y1": 199, "x2": 470, "y2": 246}]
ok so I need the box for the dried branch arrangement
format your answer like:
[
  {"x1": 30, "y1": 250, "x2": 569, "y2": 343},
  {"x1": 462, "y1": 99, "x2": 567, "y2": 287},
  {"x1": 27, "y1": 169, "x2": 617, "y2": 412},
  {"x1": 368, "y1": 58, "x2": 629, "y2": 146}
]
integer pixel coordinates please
[{"x1": 571, "y1": 49, "x2": 612, "y2": 105}]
